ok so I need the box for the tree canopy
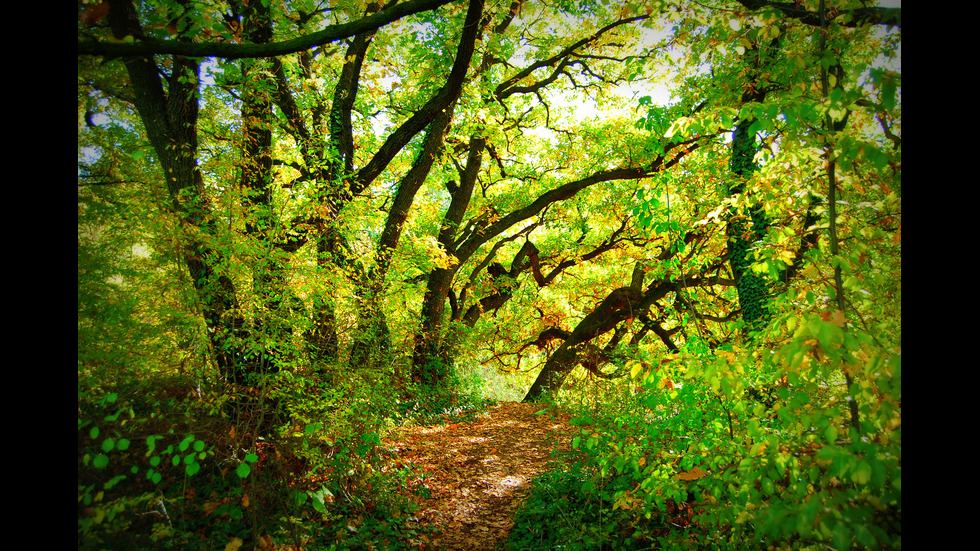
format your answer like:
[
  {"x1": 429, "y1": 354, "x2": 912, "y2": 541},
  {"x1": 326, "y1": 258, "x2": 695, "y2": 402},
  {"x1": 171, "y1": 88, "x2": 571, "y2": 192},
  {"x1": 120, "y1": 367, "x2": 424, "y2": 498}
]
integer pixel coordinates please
[{"x1": 79, "y1": 0, "x2": 900, "y2": 548}]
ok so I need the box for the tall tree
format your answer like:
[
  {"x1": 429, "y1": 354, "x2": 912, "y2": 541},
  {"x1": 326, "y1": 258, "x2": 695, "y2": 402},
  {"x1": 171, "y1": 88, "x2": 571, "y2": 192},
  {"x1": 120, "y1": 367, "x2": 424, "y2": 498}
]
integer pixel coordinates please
[
  {"x1": 101, "y1": 0, "x2": 254, "y2": 384},
  {"x1": 79, "y1": 0, "x2": 899, "y2": 406}
]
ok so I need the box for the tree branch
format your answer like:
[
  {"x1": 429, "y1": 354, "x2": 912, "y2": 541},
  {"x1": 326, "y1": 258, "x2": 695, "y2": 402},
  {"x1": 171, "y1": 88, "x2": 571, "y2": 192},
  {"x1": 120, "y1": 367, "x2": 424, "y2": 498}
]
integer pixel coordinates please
[
  {"x1": 495, "y1": 14, "x2": 648, "y2": 101},
  {"x1": 732, "y1": 0, "x2": 901, "y2": 29},
  {"x1": 80, "y1": 0, "x2": 463, "y2": 59}
]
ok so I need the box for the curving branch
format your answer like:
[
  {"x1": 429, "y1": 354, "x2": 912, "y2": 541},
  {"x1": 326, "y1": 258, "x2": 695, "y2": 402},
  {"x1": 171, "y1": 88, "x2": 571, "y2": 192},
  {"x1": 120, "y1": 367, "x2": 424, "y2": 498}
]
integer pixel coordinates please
[
  {"x1": 732, "y1": 0, "x2": 901, "y2": 29},
  {"x1": 521, "y1": 260, "x2": 735, "y2": 402},
  {"x1": 79, "y1": 0, "x2": 463, "y2": 59},
  {"x1": 457, "y1": 220, "x2": 637, "y2": 328},
  {"x1": 494, "y1": 14, "x2": 648, "y2": 101},
  {"x1": 348, "y1": 0, "x2": 485, "y2": 197}
]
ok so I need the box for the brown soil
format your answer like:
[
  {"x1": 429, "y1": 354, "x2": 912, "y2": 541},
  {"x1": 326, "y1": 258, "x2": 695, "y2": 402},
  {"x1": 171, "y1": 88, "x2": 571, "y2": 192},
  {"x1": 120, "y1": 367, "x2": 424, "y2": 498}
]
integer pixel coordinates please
[{"x1": 384, "y1": 402, "x2": 581, "y2": 550}]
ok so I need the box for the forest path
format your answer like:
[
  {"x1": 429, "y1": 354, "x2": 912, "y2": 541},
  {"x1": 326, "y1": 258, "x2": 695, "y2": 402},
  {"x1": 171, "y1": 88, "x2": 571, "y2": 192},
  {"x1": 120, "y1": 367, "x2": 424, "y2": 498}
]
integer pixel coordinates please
[{"x1": 383, "y1": 401, "x2": 581, "y2": 550}]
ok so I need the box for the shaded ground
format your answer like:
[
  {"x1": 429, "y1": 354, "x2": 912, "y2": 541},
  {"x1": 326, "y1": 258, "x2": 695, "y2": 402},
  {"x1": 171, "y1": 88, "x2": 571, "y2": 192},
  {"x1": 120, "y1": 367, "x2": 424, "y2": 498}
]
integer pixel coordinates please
[{"x1": 384, "y1": 402, "x2": 580, "y2": 550}]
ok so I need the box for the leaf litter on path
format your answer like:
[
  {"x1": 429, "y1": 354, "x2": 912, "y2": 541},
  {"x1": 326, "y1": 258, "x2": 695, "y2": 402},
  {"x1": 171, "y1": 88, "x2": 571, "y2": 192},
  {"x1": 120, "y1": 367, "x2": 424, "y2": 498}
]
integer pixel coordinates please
[{"x1": 384, "y1": 402, "x2": 579, "y2": 550}]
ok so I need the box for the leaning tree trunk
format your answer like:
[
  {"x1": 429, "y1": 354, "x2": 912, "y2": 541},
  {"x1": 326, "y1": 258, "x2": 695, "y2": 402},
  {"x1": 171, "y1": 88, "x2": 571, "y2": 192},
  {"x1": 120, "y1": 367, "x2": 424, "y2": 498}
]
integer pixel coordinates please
[
  {"x1": 349, "y1": 105, "x2": 457, "y2": 371},
  {"x1": 412, "y1": 138, "x2": 487, "y2": 384},
  {"x1": 523, "y1": 286, "x2": 643, "y2": 402}
]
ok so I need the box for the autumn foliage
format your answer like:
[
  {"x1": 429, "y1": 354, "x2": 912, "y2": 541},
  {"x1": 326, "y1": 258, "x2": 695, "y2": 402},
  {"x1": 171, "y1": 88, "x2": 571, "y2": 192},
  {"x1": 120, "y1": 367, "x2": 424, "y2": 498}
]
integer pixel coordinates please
[{"x1": 79, "y1": 0, "x2": 899, "y2": 549}]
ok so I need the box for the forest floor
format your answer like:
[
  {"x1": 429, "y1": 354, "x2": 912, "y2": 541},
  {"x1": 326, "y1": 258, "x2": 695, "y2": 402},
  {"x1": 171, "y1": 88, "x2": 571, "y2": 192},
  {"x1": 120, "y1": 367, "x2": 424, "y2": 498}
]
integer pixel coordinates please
[{"x1": 383, "y1": 401, "x2": 581, "y2": 550}]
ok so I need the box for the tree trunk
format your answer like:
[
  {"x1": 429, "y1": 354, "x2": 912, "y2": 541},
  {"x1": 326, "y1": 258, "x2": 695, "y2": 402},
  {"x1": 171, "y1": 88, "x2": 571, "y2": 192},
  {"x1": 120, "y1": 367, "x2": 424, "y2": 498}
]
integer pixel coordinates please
[
  {"x1": 725, "y1": 32, "x2": 779, "y2": 335},
  {"x1": 523, "y1": 287, "x2": 642, "y2": 402},
  {"x1": 238, "y1": 0, "x2": 290, "y2": 382},
  {"x1": 412, "y1": 137, "x2": 486, "y2": 384},
  {"x1": 349, "y1": 105, "x2": 457, "y2": 371},
  {"x1": 107, "y1": 0, "x2": 251, "y2": 382},
  {"x1": 726, "y1": 116, "x2": 772, "y2": 334}
]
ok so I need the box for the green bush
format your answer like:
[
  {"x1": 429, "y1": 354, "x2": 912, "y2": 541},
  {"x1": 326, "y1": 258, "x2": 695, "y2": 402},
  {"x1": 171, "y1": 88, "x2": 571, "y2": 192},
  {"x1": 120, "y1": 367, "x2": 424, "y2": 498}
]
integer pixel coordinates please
[
  {"x1": 504, "y1": 464, "x2": 661, "y2": 551},
  {"x1": 508, "y1": 322, "x2": 900, "y2": 550}
]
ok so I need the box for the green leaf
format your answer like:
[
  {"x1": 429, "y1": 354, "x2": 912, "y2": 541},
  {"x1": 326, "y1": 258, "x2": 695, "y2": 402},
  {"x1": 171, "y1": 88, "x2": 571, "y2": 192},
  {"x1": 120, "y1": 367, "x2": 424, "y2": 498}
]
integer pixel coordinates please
[
  {"x1": 823, "y1": 425, "x2": 838, "y2": 444},
  {"x1": 311, "y1": 496, "x2": 325, "y2": 513},
  {"x1": 237, "y1": 463, "x2": 251, "y2": 478},
  {"x1": 305, "y1": 423, "x2": 322, "y2": 434},
  {"x1": 881, "y1": 74, "x2": 897, "y2": 111},
  {"x1": 851, "y1": 460, "x2": 872, "y2": 485},
  {"x1": 105, "y1": 475, "x2": 127, "y2": 490},
  {"x1": 93, "y1": 454, "x2": 109, "y2": 469}
]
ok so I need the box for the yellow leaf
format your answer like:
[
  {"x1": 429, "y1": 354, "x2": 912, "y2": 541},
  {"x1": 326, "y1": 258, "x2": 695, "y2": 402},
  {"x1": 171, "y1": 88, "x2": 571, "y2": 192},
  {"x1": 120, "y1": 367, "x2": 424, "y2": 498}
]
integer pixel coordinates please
[
  {"x1": 676, "y1": 467, "x2": 708, "y2": 481},
  {"x1": 831, "y1": 310, "x2": 846, "y2": 327},
  {"x1": 225, "y1": 537, "x2": 243, "y2": 551},
  {"x1": 629, "y1": 361, "x2": 642, "y2": 380}
]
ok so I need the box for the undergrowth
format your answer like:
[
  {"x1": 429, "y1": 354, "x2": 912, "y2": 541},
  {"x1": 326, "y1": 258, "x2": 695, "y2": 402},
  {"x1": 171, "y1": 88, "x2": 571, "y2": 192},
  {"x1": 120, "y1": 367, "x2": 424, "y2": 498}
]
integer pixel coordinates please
[
  {"x1": 78, "y1": 358, "x2": 496, "y2": 551},
  {"x1": 504, "y1": 329, "x2": 901, "y2": 550}
]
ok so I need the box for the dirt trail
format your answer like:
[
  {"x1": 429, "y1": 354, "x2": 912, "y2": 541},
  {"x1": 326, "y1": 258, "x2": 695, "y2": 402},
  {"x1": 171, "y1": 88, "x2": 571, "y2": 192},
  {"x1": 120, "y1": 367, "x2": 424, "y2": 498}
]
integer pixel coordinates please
[{"x1": 384, "y1": 402, "x2": 581, "y2": 550}]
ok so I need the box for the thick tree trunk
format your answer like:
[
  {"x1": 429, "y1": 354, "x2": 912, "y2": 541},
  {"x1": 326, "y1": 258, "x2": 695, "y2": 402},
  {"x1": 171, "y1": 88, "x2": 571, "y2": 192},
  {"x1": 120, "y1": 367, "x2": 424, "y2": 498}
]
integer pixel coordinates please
[
  {"x1": 412, "y1": 137, "x2": 486, "y2": 384},
  {"x1": 238, "y1": 0, "x2": 291, "y2": 381},
  {"x1": 107, "y1": 0, "x2": 252, "y2": 383},
  {"x1": 725, "y1": 31, "x2": 778, "y2": 335},
  {"x1": 413, "y1": 265, "x2": 458, "y2": 384},
  {"x1": 307, "y1": 290, "x2": 340, "y2": 370},
  {"x1": 726, "y1": 116, "x2": 772, "y2": 333}
]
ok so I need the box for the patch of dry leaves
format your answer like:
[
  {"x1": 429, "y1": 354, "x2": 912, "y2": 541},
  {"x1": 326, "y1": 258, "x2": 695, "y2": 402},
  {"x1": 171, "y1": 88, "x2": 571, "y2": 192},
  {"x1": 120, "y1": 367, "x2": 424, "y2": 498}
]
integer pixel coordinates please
[{"x1": 384, "y1": 402, "x2": 580, "y2": 550}]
